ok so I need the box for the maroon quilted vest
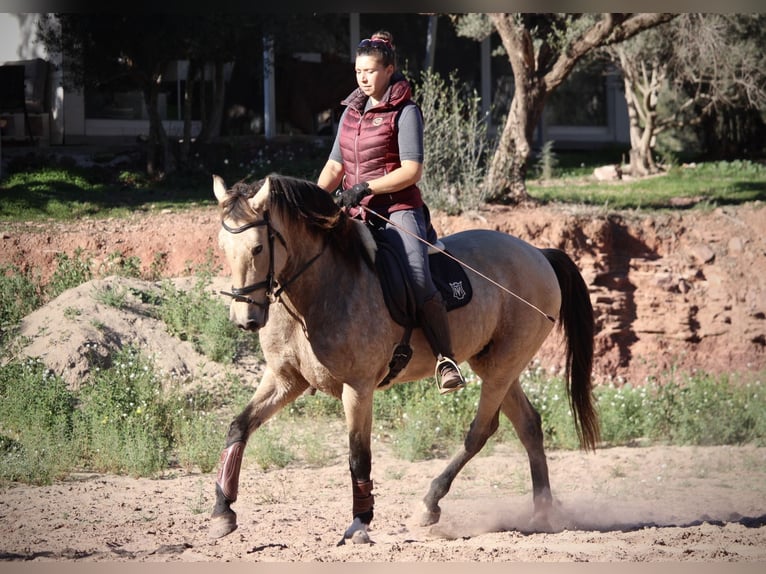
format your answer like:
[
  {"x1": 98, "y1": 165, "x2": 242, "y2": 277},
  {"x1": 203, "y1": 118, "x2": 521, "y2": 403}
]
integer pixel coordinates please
[{"x1": 338, "y1": 77, "x2": 423, "y2": 217}]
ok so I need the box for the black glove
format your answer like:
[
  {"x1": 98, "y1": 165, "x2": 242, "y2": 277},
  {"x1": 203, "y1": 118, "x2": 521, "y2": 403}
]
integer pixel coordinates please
[{"x1": 339, "y1": 182, "x2": 370, "y2": 208}]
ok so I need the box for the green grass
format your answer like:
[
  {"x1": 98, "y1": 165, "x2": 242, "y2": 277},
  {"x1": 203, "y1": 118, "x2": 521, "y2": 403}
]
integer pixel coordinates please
[
  {"x1": 156, "y1": 274, "x2": 260, "y2": 365},
  {"x1": 528, "y1": 159, "x2": 766, "y2": 210},
  {"x1": 0, "y1": 137, "x2": 332, "y2": 222},
  {"x1": 3, "y1": 144, "x2": 764, "y2": 222},
  {"x1": 521, "y1": 367, "x2": 766, "y2": 450}
]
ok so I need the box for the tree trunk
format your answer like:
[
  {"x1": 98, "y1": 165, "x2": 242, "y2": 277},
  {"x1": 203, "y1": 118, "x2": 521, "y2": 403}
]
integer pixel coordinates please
[
  {"x1": 199, "y1": 61, "x2": 226, "y2": 143},
  {"x1": 486, "y1": 15, "x2": 544, "y2": 204},
  {"x1": 486, "y1": 81, "x2": 546, "y2": 202},
  {"x1": 617, "y1": 48, "x2": 661, "y2": 176},
  {"x1": 143, "y1": 78, "x2": 172, "y2": 177},
  {"x1": 180, "y1": 59, "x2": 201, "y2": 167}
]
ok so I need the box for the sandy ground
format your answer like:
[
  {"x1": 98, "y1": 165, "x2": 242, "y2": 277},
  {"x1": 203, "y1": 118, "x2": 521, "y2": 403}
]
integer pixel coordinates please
[{"x1": 2, "y1": 432, "x2": 765, "y2": 562}]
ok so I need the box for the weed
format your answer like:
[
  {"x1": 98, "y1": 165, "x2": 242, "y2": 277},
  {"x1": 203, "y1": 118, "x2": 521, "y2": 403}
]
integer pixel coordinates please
[
  {"x1": 0, "y1": 358, "x2": 78, "y2": 484},
  {"x1": 76, "y1": 346, "x2": 175, "y2": 476},
  {"x1": 174, "y1": 412, "x2": 226, "y2": 473},
  {"x1": 415, "y1": 69, "x2": 491, "y2": 214},
  {"x1": 246, "y1": 423, "x2": 295, "y2": 471},
  {"x1": 100, "y1": 251, "x2": 142, "y2": 279},
  {"x1": 186, "y1": 479, "x2": 211, "y2": 514},
  {"x1": 46, "y1": 248, "x2": 93, "y2": 300},
  {"x1": 534, "y1": 140, "x2": 559, "y2": 181},
  {"x1": 93, "y1": 283, "x2": 128, "y2": 308},
  {"x1": 156, "y1": 275, "x2": 259, "y2": 364},
  {"x1": 148, "y1": 252, "x2": 168, "y2": 281},
  {"x1": 0, "y1": 263, "x2": 42, "y2": 345},
  {"x1": 63, "y1": 306, "x2": 82, "y2": 320}
]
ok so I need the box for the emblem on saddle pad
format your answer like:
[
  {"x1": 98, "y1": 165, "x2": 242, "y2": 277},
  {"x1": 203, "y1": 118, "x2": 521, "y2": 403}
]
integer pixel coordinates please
[{"x1": 449, "y1": 281, "x2": 466, "y2": 301}]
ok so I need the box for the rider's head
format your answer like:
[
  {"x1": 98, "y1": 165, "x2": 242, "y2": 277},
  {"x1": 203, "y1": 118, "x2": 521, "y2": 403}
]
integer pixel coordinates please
[
  {"x1": 356, "y1": 29, "x2": 397, "y2": 69},
  {"x1": 355, "y1": 30, "x2": 397, "y2": 102}
]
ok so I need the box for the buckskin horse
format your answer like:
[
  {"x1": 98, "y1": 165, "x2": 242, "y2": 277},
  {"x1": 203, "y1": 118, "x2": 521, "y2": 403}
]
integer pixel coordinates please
[{"x1": 209, "y1": 173, "x2": 599, "y2": 544}]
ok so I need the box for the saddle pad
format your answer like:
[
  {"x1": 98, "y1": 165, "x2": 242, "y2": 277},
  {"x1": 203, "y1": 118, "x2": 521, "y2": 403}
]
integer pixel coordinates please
[{"x1": 375, "y1": 241, "x2": 473, "y2": 327}]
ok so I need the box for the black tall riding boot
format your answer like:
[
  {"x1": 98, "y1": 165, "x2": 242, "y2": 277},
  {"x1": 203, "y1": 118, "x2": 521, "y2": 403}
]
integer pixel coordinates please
[{"x1": 418, "y1": 293, "x2": 466, "y2": 394}]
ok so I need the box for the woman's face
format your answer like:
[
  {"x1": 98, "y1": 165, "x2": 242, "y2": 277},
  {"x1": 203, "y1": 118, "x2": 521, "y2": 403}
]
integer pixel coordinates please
[{"x1": 355, "y1": 54, "x2": 394, "y2": 102}]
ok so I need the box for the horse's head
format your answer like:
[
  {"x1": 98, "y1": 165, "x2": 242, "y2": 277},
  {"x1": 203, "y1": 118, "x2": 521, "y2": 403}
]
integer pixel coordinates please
[
  {"x1": 213, "y1": 175, "x2": 286, "y2": 331},
  {"x1": 214, "y1": 173, "x2": 372, "y2": 331}
]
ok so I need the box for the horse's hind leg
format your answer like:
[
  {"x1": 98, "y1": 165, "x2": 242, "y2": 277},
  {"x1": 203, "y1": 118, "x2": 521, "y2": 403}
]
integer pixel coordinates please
[
  {"x1": 209, "y1": 367, "x2": 307, "y2": 539},
  {"x1": 499, "y1": 379, "x2": 554, "y2": 532},
  {"x1": 419, "y1": 394, "x2": 503, "y2": 527}
]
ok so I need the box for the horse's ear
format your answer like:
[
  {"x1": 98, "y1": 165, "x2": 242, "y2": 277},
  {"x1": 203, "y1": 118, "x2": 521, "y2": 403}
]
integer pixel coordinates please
[
  {"x1": 213, "y1": 175, "x2": 228, "y2": 204},
  {"x1": 250, "y1": 176, "x2": 271, "y2": 211}
]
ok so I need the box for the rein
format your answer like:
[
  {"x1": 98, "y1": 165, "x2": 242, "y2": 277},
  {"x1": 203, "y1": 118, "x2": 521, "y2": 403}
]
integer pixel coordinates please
[
  {"x1": 218, "y1": 211, "x2": 327, "y2": 308},
  {"x1": 361, "y1": 205, "x2": 556, "y2": 324}
]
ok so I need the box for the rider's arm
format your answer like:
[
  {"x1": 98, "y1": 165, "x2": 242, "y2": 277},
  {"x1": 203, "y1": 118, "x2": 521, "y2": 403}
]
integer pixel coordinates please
[{"x1": 317, "y1": 159, "x2": 344, "y2": 193}]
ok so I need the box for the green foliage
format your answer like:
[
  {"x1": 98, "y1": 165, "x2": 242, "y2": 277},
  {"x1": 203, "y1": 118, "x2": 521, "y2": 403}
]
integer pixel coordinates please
[
  {"x1": 0, "y1": 359, "x2": 78, "y2": 484},
  {"x1": 524, "y1": 371, "x2": 766, "y2": 449},
  {"x1": 246, "y1": 424, "x2": 295, "y2": 471},
  {"x1": 520, "y1": 367, "x2": 582, "y2": 450},
  {"x1": 174, "y1": 411, "x2": 226, "y2": 474},
  {"x1": 0, "y1": 264, "x2": 42, "y2": 345},
  {"x1": 642, "y1": 373, "x2": 766, "y2": 446},
  {"x1": 76, "y1": 347, "x2": 176, "y2": 476},
  {"x1": 100, "y1": 251, "x2": 143, "y2": 279},
  {"x1": 414, "y1": 69, "x2": 491, "y2": 214},
  {"x1": 372, "y1": 371, "x2": 505, "y2": 461},
  {"x1": 46, "y1": 248, "x2": 93, "y2": 300},
  {"x1": 0, "y1": 347, "x2": 239, "y2": 484},
  {"x1": 93, "y1": 282, "x2": 129, "y2": 308},
  {"x1": 534, "y1": 140, "x2": 559, "y2": 181},
  {"x1": 156, "y1": 274, "x2": 260, "y2": 364}
]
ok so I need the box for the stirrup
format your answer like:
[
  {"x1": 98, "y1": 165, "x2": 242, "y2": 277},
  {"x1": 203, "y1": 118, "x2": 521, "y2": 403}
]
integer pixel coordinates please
[{"x1": 434, "y1": 356, "x2": 465, "y2": 395}]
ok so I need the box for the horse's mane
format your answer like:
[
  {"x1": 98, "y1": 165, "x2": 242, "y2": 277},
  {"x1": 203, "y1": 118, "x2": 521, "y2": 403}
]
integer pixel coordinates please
[{"x1": 222, "y1": 174, "x2": 371, "y2": 269}]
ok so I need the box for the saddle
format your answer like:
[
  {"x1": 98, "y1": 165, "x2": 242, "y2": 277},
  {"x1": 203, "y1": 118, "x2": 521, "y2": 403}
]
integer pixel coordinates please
[
  {"x1": 361, "y1": 224, "x2": 473, "y2": 386},
  {"x1": 374, "y1": 237, "x2": 473, "y2": 328}
]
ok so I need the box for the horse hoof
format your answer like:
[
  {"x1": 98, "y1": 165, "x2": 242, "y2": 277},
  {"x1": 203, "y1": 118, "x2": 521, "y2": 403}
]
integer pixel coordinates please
[
  {"x1": 208, "y1": 511, "x2": 238, "y2": 539},
  {"x1": 527, "y1": 512, "x2": 554, "y2": 533},
  {"x1": 418, "y1": 507, "x2": 441, "y2": 527},
  {"x1": 350, "y1": 529, "x2": 371, "y2": 544}
]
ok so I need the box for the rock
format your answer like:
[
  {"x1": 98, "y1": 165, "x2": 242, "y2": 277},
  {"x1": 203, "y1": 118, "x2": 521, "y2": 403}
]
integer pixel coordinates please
[
  {"x1": 593, "y1": 165, "x2": 622, "y2": 181},
  {"x1": 689, "y1": 243, "x2": 716, "y2": 265}
]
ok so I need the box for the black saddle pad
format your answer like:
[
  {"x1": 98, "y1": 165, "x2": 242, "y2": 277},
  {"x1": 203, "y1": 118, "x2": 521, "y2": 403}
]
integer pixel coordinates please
[{"x1": 375, "y1": 239, "x2": 473, "y2": 328}]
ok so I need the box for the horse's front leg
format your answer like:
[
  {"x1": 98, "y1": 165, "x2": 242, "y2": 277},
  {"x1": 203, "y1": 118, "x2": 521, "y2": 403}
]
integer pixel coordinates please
[
  {"x1": 209, "y1": 367, "x2": 307, "y2": 539},
  {"x1": 337, "y1": 382, "x2": 375, "y2": 546}
]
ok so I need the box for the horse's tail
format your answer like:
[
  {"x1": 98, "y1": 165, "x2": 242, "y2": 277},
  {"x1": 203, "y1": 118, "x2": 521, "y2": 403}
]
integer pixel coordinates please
[{"x1": 541, "y1": 248, "x2": 600, "y2": 451}]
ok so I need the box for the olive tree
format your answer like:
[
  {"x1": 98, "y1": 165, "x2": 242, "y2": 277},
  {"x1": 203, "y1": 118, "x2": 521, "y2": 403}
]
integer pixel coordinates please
[
  {"x1": 604, "y1": 13, "x2": 766, "y2": 175},
  {"x1": 453, "y1": 13, "x2": 677, "y2": 203}
]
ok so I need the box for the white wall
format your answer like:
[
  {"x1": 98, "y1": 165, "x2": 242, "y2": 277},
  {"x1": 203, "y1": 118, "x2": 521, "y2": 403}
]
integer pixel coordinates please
[
  {"x1": 0, "y1": 13, "x2": 68, "y2": 144},
  {"x1": 0, "y1": 13, "x2": 49, "y2": 62}
]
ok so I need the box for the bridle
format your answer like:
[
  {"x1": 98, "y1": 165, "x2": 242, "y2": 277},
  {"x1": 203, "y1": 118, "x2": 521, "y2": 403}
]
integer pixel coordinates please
[{"x1": 218, "y1": 210, "x2": 326, "y2": 309}]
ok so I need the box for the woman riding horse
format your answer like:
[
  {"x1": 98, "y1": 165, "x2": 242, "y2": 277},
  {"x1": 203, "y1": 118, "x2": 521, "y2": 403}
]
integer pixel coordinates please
[{"x1": 209, "y1": 173, "x2": 599, "y2": 545}]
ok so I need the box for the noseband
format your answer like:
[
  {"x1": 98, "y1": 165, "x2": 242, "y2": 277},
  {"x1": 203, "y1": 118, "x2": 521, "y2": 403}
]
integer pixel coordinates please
[{"x1": 219, "y1": 210, "x2": 327, "y2": 309}]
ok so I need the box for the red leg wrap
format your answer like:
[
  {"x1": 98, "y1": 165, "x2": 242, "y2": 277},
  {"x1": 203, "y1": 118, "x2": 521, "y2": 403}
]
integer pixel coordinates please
[
  {"x1": 216, "y1": 441, "x2": 245, "y2": 502},
  {"x1": 352, "y1": 478, "x2": 374, "y2": 517}
]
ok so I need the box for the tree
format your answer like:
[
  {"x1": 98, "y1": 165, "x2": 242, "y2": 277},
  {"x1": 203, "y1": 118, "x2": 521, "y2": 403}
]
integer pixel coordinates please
[
  {"x1": 604, "y1": 14, "x2": 766, "y2": 175},
  {"x1": 454, "y1": 13, "x2": 677, "y2": 203},
  {"x1": 38, "y1": 15, "x2": 187, "y2": 176},
  {"x1": 38, "y1": 14, "x2": 249, "y2": 176}
]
